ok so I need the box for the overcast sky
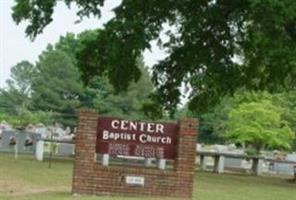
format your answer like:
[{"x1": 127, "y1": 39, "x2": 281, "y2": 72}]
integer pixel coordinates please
[{"x1": 0, "y1": 0, "x2": 165, "y2": 88}]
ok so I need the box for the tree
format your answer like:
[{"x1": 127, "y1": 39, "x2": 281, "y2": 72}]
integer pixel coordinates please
[
  {"x1": 187, "y1": 90, "x2": 296, "y2": 147},
  {"x1": 6, "y1": 60, "x2": 36, "y2": 96},
  {"x1": 29, "y1": 32, "x2": 154, "y2": 125},
  {"x1": 31, "y1": 46, "x2": 84, "y2": 126},
  {"x1": 53, "y1": 32, "x2": 155, "y2": 121},
  {"x1": 225, "y1": 99, "x2": 294, "y2": 154},
  {"x1": 1, "y1": 30, "x2": 155, "y2": 127},
  {"x1": 12, "y1": 0, "x2": 296, "y2": 114},
  {"x1": 273, "y1": 92, "x2": 296, "y2": 132},
  {"x1": 5, "y1": 107, "x2": 53, "y2": 128},
  {"x1": 0, "y1": 61, "x2": 35, "y2": 115},
  {"x1": 0, "y1": 61, "x2": 54, "y2": 128},
  {"x1": 90, "y1": 74, "x2": 154, "y2": 120},
  {"x1": 91, "y1": 64, "x2": 155, "y2": 120},
  {"x1": 272, "y1": 92, "x2": 296, "y2": 150},
  {"x1": 197, "y1": 97, "x2": 233, "y2": 144}
]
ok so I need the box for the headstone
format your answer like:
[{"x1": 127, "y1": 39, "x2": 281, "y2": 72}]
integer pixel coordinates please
[
  {"x1": 0, "y1": 130, "x2": 38, "y2": 153},
  {"x1": 272, "y1": 162, "x2": 294, "y2": 176},
  {"x1": 65, "y1": 126, "x2": 71, "y2": 135},
  {"x1": 286, "y1": 154, "x2": 296, "y2": 162},
  {"x1": 224, "y1": 157, "x2": 243, "y2": 169},
  {"x1": 57, "y1": 143, "x2": 75, "y2": 156},
  {"x1": 36, "y1": 140, "x2": 44, "y2": 161}
]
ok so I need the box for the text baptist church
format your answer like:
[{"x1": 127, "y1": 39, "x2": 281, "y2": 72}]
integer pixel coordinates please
[{"x1": 101, "y1": 119, "x2": 172, "y2": 144}]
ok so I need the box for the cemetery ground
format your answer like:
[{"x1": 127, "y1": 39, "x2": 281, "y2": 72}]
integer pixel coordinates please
[{"x1": 0, "y1": 153, "x2": 295, "y2": 200}]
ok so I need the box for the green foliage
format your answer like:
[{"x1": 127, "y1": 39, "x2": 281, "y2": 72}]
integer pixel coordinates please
[
  {"x1": 229, "y1": 91, "x2": 296, "y2": 135},
  {"x1": 0, "y1": 61, "x2": 35, "y2": 115},
  {"x1": 273, "y1": 92, "x2": 296, "y2": 132},
  {"x1": 225, "y1": 99, "x2": 294, "y2": 154},
  {"x1": 7, "y1": 60, "x2": 36, "y2": 96},
  {"x1": 12, "y1": 0, "x2": 296, "y2": 114},
  {"x1": 8, "y1": 108, "x2": 53, "y2": 128},
  {"x1": 0, "y1": 107, "x2": 52, "y2": 128},
  {"x1": 0, "y1": 59, "x2": 66, "y2": 127},
  {"x1": 197, "y1": 99, "x2": 231, "y2": 144},
  {"x1": 1, "y1": 31, "x2": 155, "y2": 127},
  {"x1": 0, "y1": 112, "x2": 8, "y2": 122},
  {"x1": 191, "y1": 90, "x2": 296, "y2": 148},
  {"x1": 31, "y1": 46, "x2": 83, "y2": 126},
  {"x1": 90, "y1": 61, "x2": 155, "y2": 120}
]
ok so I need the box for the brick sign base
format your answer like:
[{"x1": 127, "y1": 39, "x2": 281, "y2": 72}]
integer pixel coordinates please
[{"x1": 72, "y1": 109, "x2": 198, "y2": 198}]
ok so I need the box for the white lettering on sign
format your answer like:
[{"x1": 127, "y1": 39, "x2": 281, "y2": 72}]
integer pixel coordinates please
[
  {"x1": 155, "y1": 124, "x2": 164, "y2": 134},
  {"x1": 102, "y1": 130, "x2": 171, "y2": 144},
  {"x1": 109, "y1": 143, "x2": 129, "y2": 156},
  {"x1": 110, "y1": 120, "x2": 165, "y2": 134},
  {"x1": 121, "y1": 120, "x2": 129, "y2": 130},
  {"x1": 139, "y1": 134, "x2": 172, "y2": 144},
  {"x1": 134, "y1": 145, "x2": 165, "y2": 158},
  {"x1": 97, "y1": 117, "x2": 177, "y2": 159},
  {"x1": 125, "y1": 176, "x2": 145, "y2": 186},
  {"x1": 111, "y1": 120, "x2": 120, "y2": 129},
  {"x1": 102, "y1": 130, "x2": 136, "y2": 141}
]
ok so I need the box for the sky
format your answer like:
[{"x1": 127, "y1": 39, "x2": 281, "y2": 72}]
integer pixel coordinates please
[{"x1": 0, "y1": 0, "x2": 166, "y2": 88}]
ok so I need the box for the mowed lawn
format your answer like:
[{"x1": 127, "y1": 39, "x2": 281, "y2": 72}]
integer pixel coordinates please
[{"x1": 0, "y1": 153, "x2": 295, "y2": 200}]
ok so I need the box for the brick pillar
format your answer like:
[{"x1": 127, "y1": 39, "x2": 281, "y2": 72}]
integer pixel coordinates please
[
  {"x1": 175, "y1": 118, "x2": 198, "y2": 198},
  {"x1": 72, "y1": 109, "x2": 98, "y2": 195}
]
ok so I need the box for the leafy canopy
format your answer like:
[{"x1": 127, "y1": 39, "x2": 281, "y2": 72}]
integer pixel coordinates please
[
  {"x1": 12, "y1": 0, "x2": 296, "y2": 114},
  {"x1": 184, "y1": 90, "x2": 296, "y2": 148},
  {"x1": 0, "y1": 61, "x2": 53, "y2": 127},
  {"x1": 0, "y1": 31, "x2": 155, "y2": 127},
  {"x1": 0, "y1": 61, "x2": 35, "y2": 115},
  {"x1": 225, "y1": 99, "x2": 294, "y2": 153}
]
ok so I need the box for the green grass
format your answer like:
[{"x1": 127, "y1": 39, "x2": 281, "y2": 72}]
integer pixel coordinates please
[{"x1": 0, "y1": 153, "x2": 295, "y2": 200}]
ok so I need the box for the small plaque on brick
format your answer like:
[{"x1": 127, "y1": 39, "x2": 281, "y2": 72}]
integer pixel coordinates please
[{"x1": 125, "y1": 176, "x2": 145, "y2": 186}]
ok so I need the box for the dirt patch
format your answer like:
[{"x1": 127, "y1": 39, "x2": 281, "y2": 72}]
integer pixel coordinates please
[{"x1": 0, "y1": 179, "x2": 70, "y2": 196}]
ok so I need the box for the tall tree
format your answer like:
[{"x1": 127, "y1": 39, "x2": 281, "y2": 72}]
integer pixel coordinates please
[
  {"x1": 12, "y1": 0, "x2": 296, "y2": 114},
  {"x1": 56, "y1": 32, "x2": 155, "y2": 120},
  {"x1": 31, "y1": 32, "x2": 154, "y2": 125},
  {"x1": 91, "y1": 61, "x2": 154, "y2": 120},
  {"x1": 31, "y1": 46, "x2": 83, "y2": 126}
]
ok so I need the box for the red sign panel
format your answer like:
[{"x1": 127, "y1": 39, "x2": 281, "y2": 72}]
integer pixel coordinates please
[{"x1": 96, "y1": 117, "x2": 178, "y2": 159}]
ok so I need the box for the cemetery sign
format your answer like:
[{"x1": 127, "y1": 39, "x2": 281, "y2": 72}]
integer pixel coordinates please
[
  {"x1": 96, "y1": 117, "x2": 178, "y2": 159},
  {"x1": 72, "y1": 109, "x2": 198, "y2": 198}
]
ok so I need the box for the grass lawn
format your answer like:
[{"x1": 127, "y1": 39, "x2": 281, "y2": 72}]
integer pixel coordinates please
[{"x1": 0, "y1": 153, "x2": 295, "y2": 200}]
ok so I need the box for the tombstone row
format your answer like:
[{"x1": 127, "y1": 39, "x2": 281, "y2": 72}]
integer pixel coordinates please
[
  {"x1": 197, "y1": 151, "x2": 296, "y2": 177},
  {"x1": 0, "y1": 130, "x2": 75, "y2": 157}
]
